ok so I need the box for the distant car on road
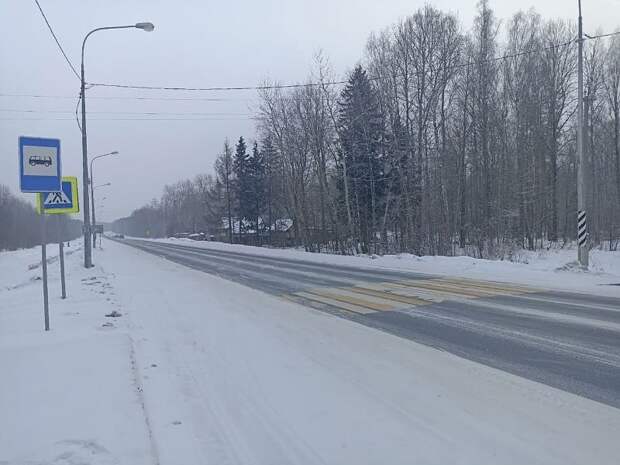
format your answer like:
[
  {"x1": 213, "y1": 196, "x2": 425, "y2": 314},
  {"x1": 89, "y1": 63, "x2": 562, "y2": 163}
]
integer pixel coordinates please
[
  {"x1": 113, "y1": 233, "x2": 125, "y2": 239},
  {"x1": 29, "y1": 155, "x2": 52, "y2": 167},
  {"x1": 188, "y1": 232, "x2": 207, "y2": 241}
]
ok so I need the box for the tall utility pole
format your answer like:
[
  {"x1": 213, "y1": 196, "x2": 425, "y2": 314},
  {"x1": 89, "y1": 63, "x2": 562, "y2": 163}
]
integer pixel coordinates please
[
  {"x1": 80, "y1": 53, "x2": 92, "y2": 268},
  {"x1": 89, "y1": 151, "x2": 117, "y2": 247},
  {"x1": 79, "y1": 22, "x2": 154, "y2": 268},
  {"x1": 577, "y1": 0, "x2": 589, "y2": 268}
]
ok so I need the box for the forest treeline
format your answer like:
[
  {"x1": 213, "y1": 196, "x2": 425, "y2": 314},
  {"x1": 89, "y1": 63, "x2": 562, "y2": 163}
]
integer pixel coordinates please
[
  {"x1": 113, "y1": 1, "x2": 620, "y2": 257},
  {"x1": 0, "y1": 184, "x2": 82, "y2": 251}
]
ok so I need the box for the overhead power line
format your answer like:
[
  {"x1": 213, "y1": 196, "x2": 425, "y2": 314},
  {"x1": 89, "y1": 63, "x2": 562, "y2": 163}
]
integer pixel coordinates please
[
  {"x1": 585, "y1": 31, "x2": 620, "y2": 40},
  {"x1": 0, "y1": 93, "x2": 253, "y2": 102},
  {"x1": 84, "y1": 39, "x2": 578, "y2": 92},
  {"x1": 75, "y1": 91, "x2": 82, "y2": 131},
  {"x1": 13, "y1": 21, "x2": 620, "y2": 97},
  {"x1": 87, "y1": 80, "x2": 350, "y2": 92},
  {"x1": 85, "y1": 32, "x2": 619, "y2": 93},
  {"x1": 0, "y1": 116, "x2": 255, "y2": 122},
  {"x1": 32, "y1": 0, "x2": 80, "y2": 80},
  {"x1": 0, "y1": 108, "x2": 252, "y2": 116},
  {"x1": 472, "y1": 39, "x2": 574, "y2": 65}
]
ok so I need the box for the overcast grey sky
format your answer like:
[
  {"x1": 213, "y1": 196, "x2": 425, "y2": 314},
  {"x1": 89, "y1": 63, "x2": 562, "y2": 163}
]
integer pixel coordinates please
[{"x1": 1, "y1": 0, "x2": 619, "y2": 222}]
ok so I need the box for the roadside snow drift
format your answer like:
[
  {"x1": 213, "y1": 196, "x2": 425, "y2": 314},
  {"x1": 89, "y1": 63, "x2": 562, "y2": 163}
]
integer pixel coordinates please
[{"x1": 147, "y1": 237, "x2": 620, "y2": 297}]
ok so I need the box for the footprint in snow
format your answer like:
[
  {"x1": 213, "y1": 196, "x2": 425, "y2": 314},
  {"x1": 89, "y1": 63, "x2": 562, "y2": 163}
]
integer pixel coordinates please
[{"x1": 7, "y1": 439, "x2": 119, "y2": 465}]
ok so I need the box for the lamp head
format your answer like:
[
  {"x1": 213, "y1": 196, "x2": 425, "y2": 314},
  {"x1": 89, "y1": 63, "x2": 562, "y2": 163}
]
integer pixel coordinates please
[{"x1": 135, "y1": 22, "x2": 155, "y2": 32}]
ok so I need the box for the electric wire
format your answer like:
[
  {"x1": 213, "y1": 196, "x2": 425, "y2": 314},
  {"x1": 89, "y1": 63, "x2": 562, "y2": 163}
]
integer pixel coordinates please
[{"x1": 32, "y1": 0, "x2": 80, "y2": 80}]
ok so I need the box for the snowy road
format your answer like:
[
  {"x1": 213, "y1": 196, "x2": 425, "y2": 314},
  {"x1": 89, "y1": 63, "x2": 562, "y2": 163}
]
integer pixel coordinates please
[
  {"x1": 120, "y1": 238, "x2": 620, "y2": 408},
  {"x1": 4, "y1": 239, "x2": 620, "y2": 464}
]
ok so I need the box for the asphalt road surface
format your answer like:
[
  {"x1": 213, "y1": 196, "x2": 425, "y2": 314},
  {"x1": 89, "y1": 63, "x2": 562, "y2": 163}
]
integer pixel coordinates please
[{"x1": 116, "y1": 238, "x2": 620, "y2": 409}]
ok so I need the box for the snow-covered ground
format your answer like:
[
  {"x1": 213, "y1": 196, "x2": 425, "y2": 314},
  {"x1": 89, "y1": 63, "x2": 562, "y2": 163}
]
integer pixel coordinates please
[
  {"x1": 147, "y1": 237, "x2": 620, "y2": 297},
  {"x1": 0, "y1": 241, "x2": 154, "y2": 464},
  {"x1": 2, "y1": 239, "x2": 620, "y2": 464}
]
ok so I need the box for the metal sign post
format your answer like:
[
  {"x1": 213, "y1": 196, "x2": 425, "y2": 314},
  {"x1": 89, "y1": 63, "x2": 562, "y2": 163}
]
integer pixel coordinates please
[
  {"x1": 41, "y1": 214, "x2": 50, "y2": 331},
  {"x1": 36, "y1": 176, "x2": 79, "y2": 301},
  {"x1": 20, "y1": 135, "x2": 62, "y2": 331},
  {"x1": 58, "y1": 216, "x2": 67, "y2": 299}
]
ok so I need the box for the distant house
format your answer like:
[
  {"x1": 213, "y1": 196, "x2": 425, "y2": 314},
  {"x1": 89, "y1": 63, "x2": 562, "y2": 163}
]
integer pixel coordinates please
[
  {"x1": 219, "y1": 217, "x2": 266, "y2": 244},
  {"x1": 269, "y1": 218, "x2": 295, "y2": 247},
  {"x1": 271, "y1": 218, "x2": 293, "y2": 233},
  {"x1": 217, "y1": 217, "x2": 295, "y2": 247}
]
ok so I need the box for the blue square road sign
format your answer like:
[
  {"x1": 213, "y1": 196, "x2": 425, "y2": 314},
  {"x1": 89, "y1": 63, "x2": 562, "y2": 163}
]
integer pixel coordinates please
[
  {"x1": 19, "y1": 136, "x2": 62, "y2": 193},
  {"x1": 37, "y1": 176, "x2": 79, "y2": 215}
]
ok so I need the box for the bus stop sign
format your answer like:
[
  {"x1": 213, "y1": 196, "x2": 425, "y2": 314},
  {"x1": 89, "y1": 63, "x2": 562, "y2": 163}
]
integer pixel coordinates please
[{"x1": 19, "y1": 136, "x2": 62, "y2": 193}]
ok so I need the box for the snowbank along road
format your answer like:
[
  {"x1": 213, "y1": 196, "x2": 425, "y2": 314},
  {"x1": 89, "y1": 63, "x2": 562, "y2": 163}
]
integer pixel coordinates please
[{"x1": 117, "y1": 238, "x2": 620, "y2": 409}]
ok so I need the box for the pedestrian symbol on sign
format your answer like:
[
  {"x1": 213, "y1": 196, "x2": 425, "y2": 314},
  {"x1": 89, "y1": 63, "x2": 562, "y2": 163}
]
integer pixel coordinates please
[{"x1": 44, "y1": 191, "x2": 71, "y2": 206}]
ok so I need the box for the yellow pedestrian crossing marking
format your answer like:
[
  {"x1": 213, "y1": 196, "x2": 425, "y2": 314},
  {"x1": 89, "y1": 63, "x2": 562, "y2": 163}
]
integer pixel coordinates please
[
  {"x1": 439, "y1": 277, "x2": 535, "y2": 293},
  {"x1": 295, "y1": 291, "x2": 377, "y2": 314},
  {"x1": 387, "y1": 281, "x2": 474, "y2": 300},
  {"x1": 351, "y1": 286, "x2": 431, "y2": 306},
  {"x1": 287, "y1": 277, "x2": 535, "y2": 316},
  {"x1": 397, "y1": 280, "x2": 498, "y2": 298},
  {"x1": 304, "y1": 288, "x2": 394, "y2": 312}
]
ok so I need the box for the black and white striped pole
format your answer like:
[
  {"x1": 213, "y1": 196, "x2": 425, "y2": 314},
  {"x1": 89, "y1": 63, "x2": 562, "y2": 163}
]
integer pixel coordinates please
[
  {"x1": 577, "y1": 210, "x2": 588, "y2": 261},
  {"x1": 577, "y1": 0, "x2": 589, "y2": 268}
]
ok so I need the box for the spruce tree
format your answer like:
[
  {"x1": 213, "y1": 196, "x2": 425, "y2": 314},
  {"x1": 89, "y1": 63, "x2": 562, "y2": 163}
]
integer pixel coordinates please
[
  {"x1": 261, "y1": 135, "x2": 278, "y2": 244},
  {"x1": 248, "y1": 141, "x2": 266, "y2": 242},
  {"x1": 338, "y1": 65, "x2": 386, "y2": 253},
  {"x1": 233, "y1": 136, "x2": 250, "y2": 235}
]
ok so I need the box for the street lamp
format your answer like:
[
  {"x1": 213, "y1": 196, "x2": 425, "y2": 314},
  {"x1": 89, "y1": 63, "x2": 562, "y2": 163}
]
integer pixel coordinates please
[
  {"x1": 94, "y1": 201, "x2": 106, "y2": 249},
  {"x1": 89, "y1": 151, "x2": 118, "y2": 247},
  {"x1": 135, "y1": 22, "x2": 155, "y2": 32},
  {"x1": 80, "y1": 22, "x2": 154, "y2": 268}
]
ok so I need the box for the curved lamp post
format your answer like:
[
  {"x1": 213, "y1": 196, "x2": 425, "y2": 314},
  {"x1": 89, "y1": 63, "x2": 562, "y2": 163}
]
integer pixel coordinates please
[
  {"x1": 80, "y1": 22, "x2": 154, "y2": 267},
  {"x1": 89, "y1": 151, "x2": 118, "y2": 245},
  {"x1": 92, "y1": 182, "x2": 111, "y2": 243}
]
